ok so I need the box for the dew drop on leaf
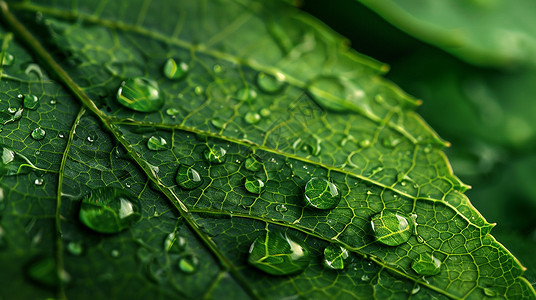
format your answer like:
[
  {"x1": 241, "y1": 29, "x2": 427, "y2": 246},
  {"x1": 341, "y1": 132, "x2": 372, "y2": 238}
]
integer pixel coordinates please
[
  {"x1": 1, "y1": 52, "x2": 14, "y2": 66},
  {"x1": 303, "y1": 177, "x2": 341, "y2": 210},
  {"x1": 164, "y1": 232, "x2": 186, "y2": 253},
  {"x1": 248, "y1": 231, "x2": 312, "y2": 276},
  {"x1": 411, "y1": 253, "x2": 441, "y2": 276},
  {"x1": 78, "y1": 187, "x2": 142, "y2": 234},
  {"x1": 323, "y1": 244, "x2": 349, "y2": 270},
  {"x1": 194, "y1": 86, "x2": 203, "y2": 95},
  {"x1": 178, "y1": 254, "x2": 199, "y2": 274},
  {"x1": 34, "y1": 178, "x2": 44, "y2": 186},
  {"x1": 244, "y1": 176, "x2": 265, "y2": 194},
  {"x1": 259, "y1": 108, "x2": 271, "y2": 117},
  {"x1": 275, "y1": 204, "x2": 288, "y2": 213},
  {"x1": 359, "y1": 139, "x2": 371, "y2": 148},
  {"x1": 67, "y1": 241, "x2": 83, "y2": 256},
  {"x1": 163, "y1": 58, "x2": 188, "y2": 80},
  {"x1": 116, "y1": 77, "x2": 163, "y2": 112},
  {"x1": 0, "y1": 108, "x2": 23, "y2": 126},
  {"x1": 175, "y1": 164, "x2": 203, "y2": 190},
  {"x1": 244, "y1": 155, "x2": 263, "y2": 171},
  {"x1": 110, "y1": 249, "x2": 121, "y2": 258},
  {"x1": 147, "y1": 135, "x2": 167, "y2": 151},
  {"x1": 23, "y1": 94, "x2": 40, "y2": 110},
  {"x1": 165, "y1": 107, "x2": 180, "y2": 116},
  {"x1": 86, "y1": 135, "x2": 95, "y2": 143},
  {"x1": 483, "y1": 287, "x2": 497, "y2": 297},
  {"x1": 411, "y1": 284, "x2": 421, "y2": 295},
  {"x1": 203, "y1": 144, "x2": 227, "y2": 164},
  {"x1": 244, "y1": 112, "x2": 261, "y2": 124},
  {"x1": 256, "y1": 72, "x2": 285, "y2": 94},
  {"x1": 211, "y1": 117, "x2": 226, "y2": 129},
  {"x1": 31, "y1": 128, "x2": 46, "y2": 141},
  {"x1": 49, "y1": 99, "x2": 56, "y2": 105},
  {"x1": 0, "y1": 145, "x2": 37, "y2": 176},
  {"x1": 370, "y1": 211, "x2": 413, "y2": 246},
  {"x1": 235, "y1": 87, "x2": 258, "y2": 102}
]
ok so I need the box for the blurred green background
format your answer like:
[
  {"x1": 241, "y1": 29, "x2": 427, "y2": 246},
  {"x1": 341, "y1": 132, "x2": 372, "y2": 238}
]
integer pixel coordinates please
[{"x1": 303, "y1": 0, "x2": 536, "y2": 287}]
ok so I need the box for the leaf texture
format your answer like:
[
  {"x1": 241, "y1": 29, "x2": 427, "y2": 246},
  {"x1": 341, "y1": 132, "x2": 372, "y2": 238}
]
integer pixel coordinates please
[{"x1": 0, "y1": 0, "x2": 534, "y2": 299}]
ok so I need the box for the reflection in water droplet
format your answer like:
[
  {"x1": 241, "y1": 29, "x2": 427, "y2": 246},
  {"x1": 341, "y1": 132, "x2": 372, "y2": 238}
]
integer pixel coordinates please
[
  {"x1": 116, "y1": 77, "x2": 163, "y2": 112},
  {"x1": 31, "y1": 128, "x2": 46, "y2": 141},
  {"x1": 256, "y1": 72, "x2": 285, "y2": 94},
  {"x1": 67, "y1": 241, "x2": 83, "y2": 256},
  {"x1": 178, "y1": 254, "x2": 199, "y2": 274},
  {"x1": 164, "y1": 232, "x2": 186, "y2": 253},
  {"x1": 244, "y1": 176, "x2": 265, "y2": 194},
  {"x1": 163, "y1": 58, "x2": 188, "y2": 80},
  {"x1": 371, "y1": 211, "x2": 413, "y2": 246},
  {"x1": 244, "y1": 155, "x2": 263, "y2": 171},
  {"x1": 23, "y1": 95, "x2": 40, "y2": 110},
  {"x1": 323, "y1": 244, "x2": 349, "y2": 270},
  {"x1": 175, "y1": 164, "x2": 203, "y2": 190},
  {"x1": 203, "y1": 144, "x2": 227, "y2": 164},
  {"x1": 275, "y1": 204, "x2": 288, "y2": 213},
  {"x1": 411, "y1": 253, "x2": 441, "y2": 276},
  {"x1": 147, "y1": 135, "x2": 167, "y2": 151},
  {"x1": 34, "y1": 178, "x2": 44, "y2": 186},
  {"x1": 78, "y1": 187, "x2": 141, "y2": 234},
  {"x1": 244, "y1": 112, "x2": 261, "y2": 124},
  {"x1": 1, "y1": 52, "x2": 14, "y2": 66},
  {"x1": 304, "y1": 177, "x2": 341, "y2": 210}
]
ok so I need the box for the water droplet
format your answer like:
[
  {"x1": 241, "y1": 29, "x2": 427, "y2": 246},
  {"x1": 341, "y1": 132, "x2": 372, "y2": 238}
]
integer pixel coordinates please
[
  {"x1": 244, "y1": 176, "x2": 265, "y2": 194},
  {"x1": 213, "y1": 64, "x2": 222, "y2": 73},
  {"x1": 323, "y1": 244, "x2": 349, "y2": 270},
  {"x1": 0, "y1": 108, "x2": 23, "y2": 126},
  {"x1": 27, "y1": 257, "x2": 70, "y2": 288},
  {"x1": 175, "y1": 164, "x2": 203, "y2": 190},
  {"x1": 67, "y1": 241, "x2": 83, "y2": 256},
  {"x1": 259, "y1": 108, "x2": 271, "y2": 117},
  {"x1": 86, "y1": 135, "x2": 95, "y2": 143},
  {"x1": 23, "y1": 95, "x2": 40, "y2": 110},
  {"x1": 0, "y1": 145, "x2": 37, "y2": 176},
  {"x1": 210, "y1": 117, "x2": 226, "y2": 129},
  {"x1": 178, "y1": 254, "x2": 199, "y2": 274},
  {"x1": 58, "y1": 134, "x2": 64, "y2": 139},
  {"x1": 423, "y1": 144, "x2": 433, "y2": 154},
  {"x1": 164, "y1": 232, "x2": 186, "y2": 253},
  {"x1": 304, "y1": 177, "x2": 341, "y2": 210},
  {"x1": 34, "y1": 178, "x2": 44, "y2": 186},
  {"x1": 116, "y1": 77, "x2": 163, "y2": 112},
  {"x1": 244, "y1": 155, "x2": 263, "y2": 171},
  {"x1": 256, "y1": 72, "x2": 285, "y2": 94},
  {"x1": 24, "y1": 63, "x2": 44, "y2": 79},
  {"x1": 244, "y1": 112, "x2": 261, "y2": 124},
  {"x1": 166, "y1": 107, "x2": 180, "y2": 116},
  {"x1": 110, "y1": 249, "x2": 121, "y2": 258},
  {"x1": 235, "y1": 87, "x2": 257, "y2": 102},
  {"x1": 483, "y1": 287, "x2": 497, "y2": 297},
  {"x1": 371, "y1": 211, "x2": 413, "y2": 246},
  {"x1": 194, "y1": 86, "x2": 203, "y2": 95},
  {"x1": 78, "y1": 187, "x2": 141, "y2": 234},
  {"x1": 411, "y1": 284, "x2": 421, "y2": 295},
  {"x1": 360, "y1": 274, "x2": 370, "y2": 282},
  {"x1": 383, "y1": 137, "x2": 401, "y2": 148},
  {"x1": 411, "y1": 253, "x2": 441, "y2": 276},
  {"x1": 203, "y1": 144, "x2": 227, "y2": 164},
  {"x1": 275, "y1": 204, "x2": 288, "y2": 212},
  {"x1": 163, "y1": 58, "x2": 188, "y2": 80},
  {"x1": 359, "y1": 139, "x2": 371, "y2": 148},
  {"x1": 31, "y1": 127, "x2": 46, "y2": 141},
  {"x1": 147, "y1": 135, "x2": 167, "y2": 151},
  {"x1": 49, "y1": 99, "x2": 56, "y2": 105},
  {"x1": 248, "y1": 231, "x2": 311, "y2": 275},
  {"x1": 1, "y1": 52, "x2": 14, "y2": 66}
]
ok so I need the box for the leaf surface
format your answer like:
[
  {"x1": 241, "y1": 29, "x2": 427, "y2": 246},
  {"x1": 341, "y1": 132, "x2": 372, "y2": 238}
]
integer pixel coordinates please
[{"x1": 0, "y1": 0, "x2": 534, "y2": 299}]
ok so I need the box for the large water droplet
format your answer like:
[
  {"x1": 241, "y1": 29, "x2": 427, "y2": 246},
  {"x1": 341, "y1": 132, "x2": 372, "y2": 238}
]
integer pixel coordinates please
[
  {"x1": 244, "y1": 155, "x2": 263, "y2": 171},
  {"x1": 411, "y1": 253, "x2": 441, "y2": 276},
  {"x1": 323, "y1": 244, "x2": 349, "y2": 270},
  {"x1": 147, "y1": 135, "x2": 167, "y2": 151},
  {"x1": 235, "y1": 87, "x2": 257, "y2": 102},
  {"x1": 303, "y1": 177, "x2": 341, "y2": 210},
  {"x1": 116, "y1": 77, "x2": 163, "y2": 112},
  {"x1": 23, "y1": 95, "x2": 40, "y2": 110},
  {"x1": 248, "y1": 231, "x2": 312, "y2": 275},
  {"x1": 175, "y1": 164, "x2": 203, "y2": 190},
  {"x1": 371, "y1": 211, "x2": 413, "y2": 246},
  {"x1": 203, "y1": 144, "x2": 227, "y2": 164},
  {"x1": 78, "y1": 187, "x2": 141, "y2": 234},
  {"x1": 164, "y1": 232, "x2": 186, "y2": 253},
  {"x1": 27, "y1": 257, "x2": 70, "y2": 288},
  {"x1": 163, "y1": 58, "x2": 188, "y2": 80},
  {"x1": 1, "y1": 52, "x2": 14, "y2": 66},
  {"x1": 31, "y1": 127, "x2": 46, "y2": 141},
  {"x1": 256, "y1": 72, "x2": 285, "y2": 94},
  {"x1": 67, "y1": 241, "x2": 83, "y2": 256},
  {"x1": 244, "y1": 112, "x2": 261, "y2": 124},
  {"x1": 244, "y1": 176, "x2": 265, "y2": 194},
  {"x1": 1, "y1": 145, "x2": 37, "y2": 176},
  {"x1": 178, "y1": 254, "x2": 199, "y2": 274}
]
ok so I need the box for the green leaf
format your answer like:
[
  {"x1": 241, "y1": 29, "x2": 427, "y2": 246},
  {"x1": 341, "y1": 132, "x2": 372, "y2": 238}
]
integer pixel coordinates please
[
  {"x1": 0, "y1": 0, "x2": 534, "y2": 299},
  {"x1": 357, "y1": 0, "x2": 536, "y2": 67}
]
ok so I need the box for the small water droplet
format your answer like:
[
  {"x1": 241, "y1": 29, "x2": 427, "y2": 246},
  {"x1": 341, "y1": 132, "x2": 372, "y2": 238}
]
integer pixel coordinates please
[
  {"x1": 67, "y1": 241, "x2": 83, "y2": 256},
  {"x1": 323, "y1": 244, "x2": 349, "y2": 270},
  {"x1": 259, "y1": 108, "x2": 271, "y2": 117},
  {"x1": 117, "y1": 77, "x2": 163, "y2": 112},
  {"x1": 178, "y1": 254, "x2": 199, "y2": 274},
  {"x1": 125, "y1": 182, "x2": 131, "y2": 188},
  {"x1": 275, "y1": 204, "x2": 288, "y2": 213},
  {"x1": 483, "y1": 287, "x2": 497, "y2": 297},
  {"x1": 58, "y1": 134, "x2": 64, "y2": 139},
  {"x1": 23, "y1": 95, "x2": 40, "y2": 110},
  {"x1": 166, "y1": 107, "x2": 180, "y2": 116},
  {"x1": 371, "y1": 211, "x2": 413, "y2": 246},
  {"x1": 49, "y1": 99, "x2": 56, "y2": 105},
  {"x1": 244, "y1": 176, "x2": 265, "y2": 194},
  {"x1": 248, "y1": 231, "x2": 311, "y2": 275},
  {"x1": 411, "y1": 284, "x2": 421, "y2": 295},
  {"x1": 1, "y1": 52, "x2": 14, "y2": 66},
  {"x1": 34, "y1": 177, "x2": 44, "y2": 186},
  {"x1": 244, "y1": 112, "x2": 261, "y2": 124},
  {"x1": 164, "y1": 232, "x2": 186, "y2": 253},
  {"x1": 78, "y1": 188, "x2": 141, "y2": 234},
  {"x1": 304, "y1": 177, "x2": 341, "y2": 210},
  {"x1": 31, "y1": 127, "x2": 46, "y2": 141},
  {"x1": 163, "y1": 58, "x2": 188, "y2": 80},
  {"x1": 147, "y1": 135, "x2": 167, "y2": 151},
  {"x1": 423, "y1": 144, "x2": 433, "y2": 154},
  {"x1": 110, "y1": 249, "x2": 121, "y2": 258},
  {"x1": 235, "y1": 87, "x2": 257, "y2": 102},
  {"x1": 175, "y1": 164, "x2": 203, "y2": 190},
  {"x1": 203, "y1": 144, "x2": 227, "y2": 164},
  {"x1": 256, "y1": 72, "x2": 285, "y2": 94},
  {"x1": 210, "y1": 117, "x2": 226, "y2": 129},
  {"x1": 360, "y1": 274, "x2": 370, "y2": 282},
  {"x1": 244, "y1": 155, "x2": 263, "y2": 171},
  {"x1": 194, "y1": 86, "x2": 203, "y2": 95},
  {"x1": 86, "y1": 135, "x2": 95, "y2": 143},
  {"x1": 411, "y1": 253, "x2": 441, "y2": 276},
  {"x1": 213, "y1": 64, "x2": 222, "y2": 73},
  {"x1": 383, "y1": 137, "x2": 401, "y2": 148},
  {"x1": 359, "y1": 139, "x2": 371, "y2": 148}
]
